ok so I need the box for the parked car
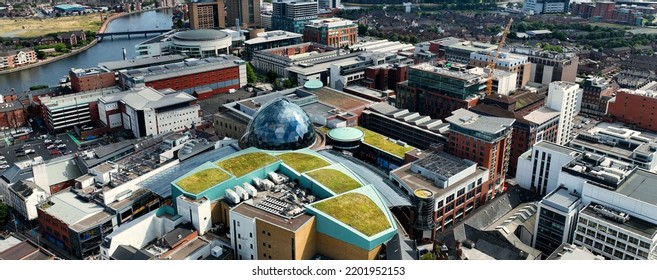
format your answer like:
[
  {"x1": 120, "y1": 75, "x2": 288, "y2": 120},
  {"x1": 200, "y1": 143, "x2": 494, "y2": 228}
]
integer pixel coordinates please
[
  {"x1": 57, "y1": 144, "x2": 67, "y2": 149},
  {"x1": 47, "y1": 145, "x2": 56, "y2": 149},
  {"x1": 44, "y1": 139, "x2": 53, "y2": 144},
  {"x1": 0, "y1": 161, "x2": 7, "y2": 165},
  {"x1": 0, "y1": 165, "x2": 9, "y2": 169},
  {"x1": 24, "y1": 149, "x2": 35, "y2": 154},
  {"x1": 54, "y1": 139, "x2": 63, "y2": 144},
  {"x1": 0, "y1": 156, "x2": 5, "y2": 160}
]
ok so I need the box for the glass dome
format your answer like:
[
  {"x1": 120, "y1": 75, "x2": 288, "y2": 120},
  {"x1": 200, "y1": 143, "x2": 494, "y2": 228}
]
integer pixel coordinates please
[{"x1": 243, "y1": 98, "x2": 316, "y2": 150}]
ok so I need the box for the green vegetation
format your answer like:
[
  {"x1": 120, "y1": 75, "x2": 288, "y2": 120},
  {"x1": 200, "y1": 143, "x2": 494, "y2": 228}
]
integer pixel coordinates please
[
  {"x1": 541, "y1": 43, "x2": 563, "y2": 53},
  {"x1": 246, "y1": 63, "x2": 256, "y2": 84},
  {"x1": 307, "y1": 169, "x2": 361, "y2": 194},
  {"x1": 176, "y1": 168, "x2": 231, "y2": 194},
  {"x1": 420, "y1": 252, "x2": 436, "y2": 260},
  {"x1": 217, "y1": 152, "x2": 278, "y2": 177},
  {"x1": 29, "y1": 85, "x2": 49, "y2": 90},
  {"x1": 356, "y1": 126, "x2": 413, "y2": 158},
  {"x1": 0, "y1": 202, "x2": 9, "y2": 229},
  {"x1": 0, "y1": 13, "x2": 103, "y2": 38},
  {"x1": 276, "y1": 152, "x2": 330, "y2": 173},
  {"x1": 313, "y1": 193, "x2": 390, "y2": 237}
]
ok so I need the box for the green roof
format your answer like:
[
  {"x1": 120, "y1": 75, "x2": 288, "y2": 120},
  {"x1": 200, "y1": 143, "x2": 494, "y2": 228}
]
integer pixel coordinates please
[
  {"x1": 327, "y1": 127, "x2": 364, "y2": 142},
  {"x1": 216, "y1": 152, "x2": 278, "y2": 177},
  {"x1": 356, "y1": 126, "x2": 414, "y2": 158},
  {"x1": 276, "y1": 152, "x2": 330, "y2": 173},
  {"x1": 176, "y1": 168, "x2": 231, "y2": 194},
  {"x1": 313, "y1": 193, "x2": 391, "y2": 237},
  {"x1": 307, "y1": 169, "x2": 361, "y2": 194}
]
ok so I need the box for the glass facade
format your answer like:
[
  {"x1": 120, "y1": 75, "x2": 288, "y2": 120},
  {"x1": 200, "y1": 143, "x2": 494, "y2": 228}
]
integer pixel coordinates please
[{"x1": 244, "y1": 98, "x2": 316, "y2": 150}]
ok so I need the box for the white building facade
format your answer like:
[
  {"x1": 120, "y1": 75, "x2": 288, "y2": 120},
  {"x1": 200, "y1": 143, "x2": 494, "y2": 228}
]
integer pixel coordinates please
[
  {"x1": 546, "y1": 81, "x2": 582, "y2": 145},
  {"x1": 516, "y1": 141, "x2": 581, "y2": 196}
]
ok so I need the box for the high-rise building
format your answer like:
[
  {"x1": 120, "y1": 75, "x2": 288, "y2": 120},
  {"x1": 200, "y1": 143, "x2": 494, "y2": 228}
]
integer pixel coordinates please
[
  {"x1": 523, "y1": 0, "x2": 569, "y2": 14},
  {"x1": 533, "y1": 186, "x2": 581, "y2": 256},
  {"x1": 580, "y1": 77, "x2": 614, "y2": 117},
  {"x1": 446, "y1": 109, "x2": 515, "y2": 201},
  {"x1": 516, "y1": 141, "x2": 581, "y2": 196},
  {"x1": 470, "y1": 51, "x2": 532, "y2": 89},
  {"x1": 545, "y1": 81, "x2": 582, "y2": 145},
  {"x1": 318, "y1": 0, "x2": 339, "y2": 9},
  {"x1": 188, "y1": 0, "x2": 226, "y2": 29},
  {"x1": 225, "y1": 0, "x2": 261, "y2": 28},
  {"x1": 271, "y1": 0, "x2": 318, "y2": 34},
  {"x1": 511, "y1": 47, "x2": 579, "y2": 85},
  {"x1": 303, "y1": 18, "x2": 358, "y2": 48}
]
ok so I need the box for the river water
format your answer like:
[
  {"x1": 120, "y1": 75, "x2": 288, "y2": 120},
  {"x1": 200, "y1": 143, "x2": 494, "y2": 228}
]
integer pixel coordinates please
[{"x1": 0, "y1": 9, "x2": 174, "y2": 93}]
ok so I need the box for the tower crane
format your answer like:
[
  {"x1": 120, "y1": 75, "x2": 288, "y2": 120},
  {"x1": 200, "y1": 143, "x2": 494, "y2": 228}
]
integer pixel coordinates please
[{"x1": 486, "y1": 18, "x2": 514, "y2": 96}]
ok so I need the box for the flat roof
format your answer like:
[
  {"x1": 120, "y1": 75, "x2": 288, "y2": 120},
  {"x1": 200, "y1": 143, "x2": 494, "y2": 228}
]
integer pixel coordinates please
[
  {"x1": 232, "y1": 203, "x2": 314, "y2": 231},
  {"x1": 327, "y1": 127, "x2": 364, "y2": 142},
  {"x1": 616, "y1": 169, "x2": 657, "y2": 205},
  {"x1": 99, "y1": 55, "x2": 187, "y2": 71},
  {"x1": 167, "y1": 238, "x2": 210, "y2": 260},
  {"x1": 542, "y1": 187, "x2": 580, "y2": 212},
  {"x1": 100, "y1": 87, "x2": 196, "y2": 110},
  {"x1": 41, "y1": 191, "x2": 107, "y2": 228},
  {"x1": 446, "y1": 108, "x2": 515, "y2": 135},
  {"x1": 391, "y1": 162, "x2": 488, "y2": 199},
  {"x1": 245, "y1": 30, "x2": 302, "y2": 45},
  {"x1": 534, "y1": 141, "x2": 580, "y2": 156},
  {"x1": 414, "y1": 151, "x2": 474, "y2": 178},
  {"x1": 298, "y1": 86, "x2": 371, "y2": 111},
  {"x1": 547, "y1": 243, "x2": 601, "y2": 260},
  {"x1": 523, "y1": 107, "x2": 560, "y2": 125},
  {"x1": 121, "y1": 55, "x2": 243, "y2": 82},
  {"x1": 581, "y1": 203, "x2": 657, "y2": 238}
]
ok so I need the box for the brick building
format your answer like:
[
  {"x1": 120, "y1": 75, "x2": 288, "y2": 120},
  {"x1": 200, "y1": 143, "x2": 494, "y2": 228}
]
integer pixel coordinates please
[
  {"x1": 0, "y1": 101, "x2": 26, "y2": 128},
  {"x1": 362, "y1": 64, "x2": 409, "y2": 93},
  {"x1": 188, "y1": 0, "x2": 226, "y2": 29},
  {"x1": 580, "y1": 77, "x2": 614, "y2": 117},
  {"x1": 608, "y1": 82, "x2": 657, "y2": 132},
  {"x1": 69, "y1": 68, "x2": 117, "y2": 93},
  {"x1": 446, "y1": 109, "x2": 515, "y2": 201},
  {"x1": 0, "y1": 48, "x2": 37, "y2": 69},
  {"x1": 303, "y1": 18, "x2": 358, "y2": 48}
]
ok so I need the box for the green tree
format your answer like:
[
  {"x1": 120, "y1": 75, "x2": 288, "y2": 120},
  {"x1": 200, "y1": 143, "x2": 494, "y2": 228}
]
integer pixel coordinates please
[
  {"x1": 0, "y1": 202, "x2": 9, "y2": 229},
  {"x1": 266, "y1": 70, "x2": 278, "y2": 83},
  {"x1": 283, "y1": 79, "x2": 293, "y2": 88},
  {"x1": 357, "y1": 24, "x2": 369, "y2": 36},
  {"x1": 36, "y1": 50, "x2": 46, "y2": 59},
  {"x1": 246, "y1": 63, "x2": 256, "y2": 84}
]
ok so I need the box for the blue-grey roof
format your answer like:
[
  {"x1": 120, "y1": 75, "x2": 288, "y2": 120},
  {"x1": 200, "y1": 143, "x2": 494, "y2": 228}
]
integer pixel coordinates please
[
  {"x1": 173, "y1": 29, "x2": 230, "y2": 41},
  {"x1": 542, "y1": 187, "x2": 581, "y2": 212},
  {"x1": 138, "y1": 145, "x2": 238, "y2": 197},
  {"x1": 446, "y1": 108, "x2": 515, "y2": 135}
]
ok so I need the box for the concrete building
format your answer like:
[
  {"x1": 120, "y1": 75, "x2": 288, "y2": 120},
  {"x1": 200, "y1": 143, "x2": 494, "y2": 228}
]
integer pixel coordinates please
[
  {"x1": 118, "y1": 55, "x2": 247, "y2": 99},
  {"x1": 303, "y1": 18, "x2": 358, "y2": 48},
  {"x1": 245, "y1": 30, "x2": 304, "y2": 58},
  {"x1": 523, "y1": 0, "x2": 569, "y2": 14},
  {"x1": 608, "y1": 82, "x2": 657, "y2": 132},
  {"x1": 250, "y1": 42, "x2": 339, "y2": 78},
  {"x1": 546, "y1": 243, "x2": 603, "y2": 260},
  {"x1": 32, "y1": 155, "x2": 84, "y2": 196},
  {"x1": 511, "y1": 47, "x2": 579, "y2": 85},
  {"x1": 390, "y1": 151, "x2": 490, "y2": 238},
  {"x1": 446, "y1": 109, "x2": 515, "y2": 200},
  {"x1": 169, "y1": 148, "x2": 398, "y2": 260},
  {"x1": 225, "y1": 0, "x2": 261, "y2": 28},
  {"x1": 271, "y1": 0, "x2": 318, "y2": 34},
  {"x1": 580, "y1": 77, "x2": 614, "y2": 117},
  {"x1": 188, "y1": 0, "x2": 226, "y2": 29},
  {"x1": 545, "y1": 81, "x2": 582, "y2": 145},
  {"x1": 97, "y1": 87, "x2": 202, "y2": 138},
  {"x1": 359, "y1": 102, "x2": 448, "y2": 150},
  {"x1": 8, "y1": 180, "x2": 47, "y2": 221},
  {"x1": 69, "y1": 67, "x2": 117, "y2": 93},
  {"x1": 516, "y1": 141, "x2": 581, "y2": 196},
  {"x1": 0, "y1": 48, "x2": 37, "y2": 69},
  {"x1": 444, "y1": 41, "x2": 496, "y2": 64},
  {"x1": 470, "y1": 51, "x2": 532, "y2": 89},
  {"x1": 533, "y1": 186, "x2": 581, "y2": 256},
  {"x1": 168, "y1": 29, "x2": 233, "y2": 58},
  {"x1": 396, "y1": 63, "x2": 487, "y2": 120},
  {"x1": 37, "y1": 190, "x2": 117, "y2": 259}
]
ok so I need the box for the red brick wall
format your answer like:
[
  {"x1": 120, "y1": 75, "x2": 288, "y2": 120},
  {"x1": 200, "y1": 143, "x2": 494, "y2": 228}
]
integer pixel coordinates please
[
  {"x1": 145, "y1": 66, "x2": 240, "y2": 99},
  {"x1": 37, "y1": 208, "x2": 72, "y2": 254},
  {"x1": 0, "y1": 108, "x2": 26, "y2": 128},
  {"x1": 71, "y1": 72, "x2": 116, "y2": 93},
  {"x1": 608, "y1": 91, "x2": 657, "y2": 131}
]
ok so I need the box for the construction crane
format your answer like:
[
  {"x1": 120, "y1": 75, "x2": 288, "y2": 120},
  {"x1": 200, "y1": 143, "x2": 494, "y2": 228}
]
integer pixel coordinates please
[{"x1": 486, "y1": 18, "x2": 514, "y2": 97}]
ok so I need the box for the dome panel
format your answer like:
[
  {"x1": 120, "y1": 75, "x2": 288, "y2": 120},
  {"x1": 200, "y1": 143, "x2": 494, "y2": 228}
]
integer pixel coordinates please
[{"x1": 244, "y1": 98, "x2": 316, "y2": 150}]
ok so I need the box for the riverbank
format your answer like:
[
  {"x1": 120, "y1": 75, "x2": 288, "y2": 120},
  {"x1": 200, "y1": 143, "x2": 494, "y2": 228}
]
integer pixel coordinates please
[{"x1": 0, "y1": 7, "x2": 171, "y2": 76}]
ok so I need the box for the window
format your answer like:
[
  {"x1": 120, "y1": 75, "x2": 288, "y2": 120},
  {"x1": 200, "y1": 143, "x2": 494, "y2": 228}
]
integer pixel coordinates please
[
  {"x1": 446, "y1": 194, "x2": 454, "y2": 203},
  {"x1": 629, "y1": 237, "x2": 639, "y2": 245}
]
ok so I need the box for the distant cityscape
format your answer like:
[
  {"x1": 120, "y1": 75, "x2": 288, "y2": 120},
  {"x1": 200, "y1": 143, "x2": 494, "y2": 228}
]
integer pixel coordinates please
[{"x1": 1, "y1": 0, "x2": 657, "y2": 261}]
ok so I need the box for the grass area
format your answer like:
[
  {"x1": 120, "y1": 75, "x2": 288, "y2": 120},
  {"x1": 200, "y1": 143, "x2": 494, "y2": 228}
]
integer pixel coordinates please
[
  {"x1": 313, "y1": 193, "x2": 391, "y2": 237},
  {"x1": 0, "y1": 14, "x2": 103, "y2": 38},
  {"x1": 307, "y1": 169, "x2": 361, "y2": 194},
  {"x1": 176, "y1": 168, "x2": 231, "y2": 194},
  {"x1": 589, "y1": 22, "x2": 632, "y2": 30},
  {"x1": 217, "y1": 152, "x2": 278, "y2": 177},
  {"x1": 356, "y1": 127, "x2": 414, "y2": 158},
  {"x1": 277, "y1": 152, "x2": 330, "y2": 173}
]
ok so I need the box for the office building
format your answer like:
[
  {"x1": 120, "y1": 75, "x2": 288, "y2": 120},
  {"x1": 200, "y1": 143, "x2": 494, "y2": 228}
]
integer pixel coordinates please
[
  {"x1": 533, "y1": 186, "x2": 581, "y2": 256},
  {"x1": 516, "y1": 141, "x2": 581, "y2": 196},
  {"x1": 390, "y1": 151, "x2": 490, "y2": 237},
  {"x1": 303, "y1": 18, "x2": 358, "y2": 48},
  {"x1": 118, "y1": 55, "x2": 247, "y2": 99},
  {"x1": 444, "y1": 41, "x2": 496, "y2": 64},
  {"x1": 608, "y1": 82, "x2": 657, "y2": 132},
  {"x1": 69, "y1": 67, "x2": 117, "y2": 93},
  {"x1": 244, "y1": 30, "x2": 304, "y2": 58},
  {"x1": 271, "y1": 0, "x2": 318, "y2": 34},
  {"x1": 545, "y1": 81, "x2": 582, "y2": 145},
  {"x1": 251, "y1": 42, "x2": 339, "y2": 78},
  {"x1": 188, "y1": 0, "x2": 226, "y2": 29},
  {"x1": 446, "y1": 109, "x2": 515, "y2": 200},
  {"x1": 225, "y1": 0, "x2": 261, "y2": 28},
  {"x1": 580, "y1": 77, "x2": 614, "y2": 117},
  {"x1": 523, "y1": 0, "x2": 569, "y2": 14},
  {"x1": 396, "y1": 63, "x2": 487, "y2": 120},
  {"x1": 511, "y1": 47, "x2": 579, "y2": 85},
  {"x1": 318, "y1": 0, "x2": 339, "y2": 9},
  {"x1": 470, "y1": 51, "x2": 532, "y2": 89},
  {"x1": 362, "y1": 63, "x2": 409, "y2": 93},
  {"x1": 97, "y1": 87, "x2": 202, "y2": 138}
]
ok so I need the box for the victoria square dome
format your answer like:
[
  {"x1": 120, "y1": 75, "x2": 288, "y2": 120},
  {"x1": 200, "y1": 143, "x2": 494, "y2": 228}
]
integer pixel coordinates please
[{"x1": 243, "y1": 98, "x2": 316, "y2": 150}]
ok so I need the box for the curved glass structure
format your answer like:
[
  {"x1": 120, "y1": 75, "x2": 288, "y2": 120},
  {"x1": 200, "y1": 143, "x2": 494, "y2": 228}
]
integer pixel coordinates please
[{"x1": 243, "y1": 98, "x2": 316, "y2": 150}]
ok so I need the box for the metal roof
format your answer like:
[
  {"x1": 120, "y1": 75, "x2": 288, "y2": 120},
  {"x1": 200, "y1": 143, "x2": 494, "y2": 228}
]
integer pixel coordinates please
[{"x1": 446, "y1": 109, "x2": 515, "y2": 135}]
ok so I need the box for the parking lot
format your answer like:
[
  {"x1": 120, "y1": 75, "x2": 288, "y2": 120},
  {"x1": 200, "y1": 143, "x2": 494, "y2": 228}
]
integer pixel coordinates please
[{"x1": 0, "y1": 133, "x2": 79, "y2": 170}]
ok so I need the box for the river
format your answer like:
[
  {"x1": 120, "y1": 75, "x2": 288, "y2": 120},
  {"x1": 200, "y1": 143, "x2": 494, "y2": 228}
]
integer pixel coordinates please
[{"x1": 0, "y1": 9, "x2": 174, "y2": 93}]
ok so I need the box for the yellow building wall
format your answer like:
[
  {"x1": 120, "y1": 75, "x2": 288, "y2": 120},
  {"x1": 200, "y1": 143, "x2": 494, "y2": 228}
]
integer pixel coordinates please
[{"x1": 316, "y1": 233, "x2": 382, "y2": 260}]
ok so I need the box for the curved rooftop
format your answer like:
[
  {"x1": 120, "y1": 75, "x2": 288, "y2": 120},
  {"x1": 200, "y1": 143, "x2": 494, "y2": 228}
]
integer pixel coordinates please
[
  {"x1": 173, "y1": 29, "x2": 230, "y2": 41},
  {"x1": 327, "y1": 127, "x2": 364, "y2": 142},
  {"x1": 243, "y1": 98, "x2": 316, "y2": 150}
]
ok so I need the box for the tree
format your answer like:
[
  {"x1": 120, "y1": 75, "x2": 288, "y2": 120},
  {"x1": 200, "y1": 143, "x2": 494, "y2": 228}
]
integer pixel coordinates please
[
  {"x1": 357, "y1": 24, "x2": 369, "y2": 36},
  {"x1": 283, "y1": 79, "x2": 293, "y2": 88},
  {"x1": 266, "y1": 70, "x2": 278, "y2": 83},
  {"x1": 246, "y1": 63, "x2": 256, "y2": 84},
  {"x1": 36, "y1": 50, "x2": 46, "y2": 59},
  {"x1": 0, "y1": 202, "x2": 9, "y2": 229}
]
